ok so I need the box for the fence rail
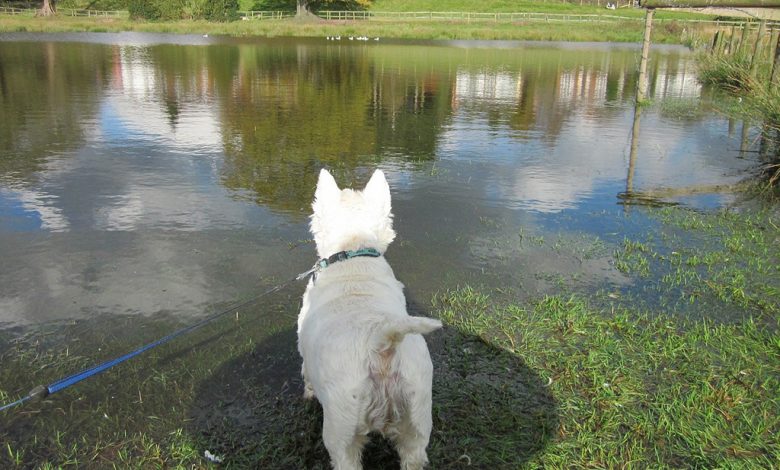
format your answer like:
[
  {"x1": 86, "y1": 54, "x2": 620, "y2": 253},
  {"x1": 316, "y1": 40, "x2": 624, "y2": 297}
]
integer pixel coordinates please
[
  {"x1": 239, "y1": 11, "x2": 294, "y2": 20},
  {"x1": 0, "y1": 7, "x2": 126, "y2": 18},
  {"x1": 319, "y1": 10, "x2": 633, "y2": 22},
  {"x1": 0, "y1": 6, "x2": 32, "y2": 15},
  {"x1": 1, "y1": 7, "x2": 777, "y2": 29},
  {"x1": 307, "y1": 10, "x2": 780, "y2": 27}
]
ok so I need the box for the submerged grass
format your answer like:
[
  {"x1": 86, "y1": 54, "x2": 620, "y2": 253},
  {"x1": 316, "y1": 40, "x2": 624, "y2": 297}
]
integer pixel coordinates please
[{"x1": 1, "y1": 204, "x2": 778, "y2": 468}]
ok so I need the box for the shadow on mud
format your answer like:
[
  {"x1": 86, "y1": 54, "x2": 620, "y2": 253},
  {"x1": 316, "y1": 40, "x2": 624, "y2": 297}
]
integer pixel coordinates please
[{"x1": 188, "y1": 304, "x2": 558, "y2": 469}]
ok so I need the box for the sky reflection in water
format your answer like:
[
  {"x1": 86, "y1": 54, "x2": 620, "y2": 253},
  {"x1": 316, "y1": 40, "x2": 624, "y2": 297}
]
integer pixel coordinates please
[{"x1": 0, "y1": 34, "x2": 762, "y2": 327}]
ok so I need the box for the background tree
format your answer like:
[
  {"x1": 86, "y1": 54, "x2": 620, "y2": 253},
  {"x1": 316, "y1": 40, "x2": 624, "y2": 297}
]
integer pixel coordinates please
[
  {"x1": 127, "y1": 0, "x2": 238, "y2": 21},
  {"x1": 252, "y1": 0, "x2": 370, "y2": 16},
  {"x1": 39, "y1": 0, "x2": 56, "y2": 16}
]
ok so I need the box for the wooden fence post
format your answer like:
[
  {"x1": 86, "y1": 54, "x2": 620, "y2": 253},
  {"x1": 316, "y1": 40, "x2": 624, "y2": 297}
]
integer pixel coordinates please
[
  {"x1": 718, "y1": 28, "x2": 729, "y2": 55},
  {"x1": 739, "y1": 22, "x2": 751, "y2": 55},
  {"x1": 768, "y1": 28, "x2": 778, "y2": 62},
  {"x1": 771, "y1": 29, "x2": 780, "y2": 87},
  {"x1": 711, "y1": 30, "x2": 720, "y2": 53},
  {"x1": 750, "y1": 20, "x2": 766, "y2": 78},
  {"x1": 638, "y1": 8, "x2": 654, "y2": 102},
  {"x1": 727, "y1": 25, "x2": 737, "y2": 55}
]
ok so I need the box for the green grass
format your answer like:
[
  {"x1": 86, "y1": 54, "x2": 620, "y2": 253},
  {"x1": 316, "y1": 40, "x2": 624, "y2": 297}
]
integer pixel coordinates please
[
  {"x1": 0, "y1": 0, "x2": 722, "y2": 44},
  {"x1": 433, "y1": 289, "x2": 778, "y2": 468},
  {"x1": 696, "y1": 40, "x2": 780, "y2": 188},
  {"x1": 369, "y1": 0, "x2": 717, "y2": 20},
  {"x1": 1, "y1": 204, "x2": 778, "y2": 468},
  {"x1": 54, "y1": 0, "x2": 720, "y2": 21},
  {"x1": 0, "y1": 13, "x2": 709, "y2": 43}
]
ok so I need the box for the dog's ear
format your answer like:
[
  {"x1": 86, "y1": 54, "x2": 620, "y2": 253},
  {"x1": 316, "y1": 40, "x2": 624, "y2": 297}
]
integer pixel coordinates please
[
  {"x1": 364, "y1": 170, "x2": 391, "y2": 213},
  {"x1": 314, "y1": 169, "x2": 340, "y2": 205}
]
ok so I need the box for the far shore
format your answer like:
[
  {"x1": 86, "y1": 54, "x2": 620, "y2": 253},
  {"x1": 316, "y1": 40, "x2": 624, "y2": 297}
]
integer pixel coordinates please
[{"x1": 0, "y1": 12, "x2": 728, "y2": 45}]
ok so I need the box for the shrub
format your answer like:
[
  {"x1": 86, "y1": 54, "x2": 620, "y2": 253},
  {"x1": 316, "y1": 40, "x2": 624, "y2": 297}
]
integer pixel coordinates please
[
  {"x1": 128, "y1": 0, "x2": 238, "y2": 21},
  {"x1": 204, "y1": 0, "x2": 240, "y2": 21},
  {"x1": 128, "y1": 0, "x2": 162, "y2": 20},
  {"x1": 58, "y1": 0, "x2": 129, "y2": 9}
]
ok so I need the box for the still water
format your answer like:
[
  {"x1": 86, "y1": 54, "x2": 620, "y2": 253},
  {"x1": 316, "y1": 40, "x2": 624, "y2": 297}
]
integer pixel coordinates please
[{"x1": 0, "y1": 33, "x2": 760, "y2": 329}]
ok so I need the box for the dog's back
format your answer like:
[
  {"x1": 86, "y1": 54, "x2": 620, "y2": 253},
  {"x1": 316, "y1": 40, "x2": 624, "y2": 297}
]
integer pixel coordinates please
[{"x1": 297, "y1": 170, "x2": 441, "y2": 470}]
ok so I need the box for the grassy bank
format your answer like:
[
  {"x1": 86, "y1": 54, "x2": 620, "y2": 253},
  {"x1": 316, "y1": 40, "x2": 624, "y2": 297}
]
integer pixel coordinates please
[
  {"x1": 0, "y1": 8, "x2": 715, "y2": 43},
  {"x1": 1, "y1": 204, "x2": 778, "y2": 468},
  {"x1": 696, "y1": 30, "x2": 780, "y2": 188},
  {"x1": 431, "y1": 205, "x2": 779, "y2": 468},
  {"x1": 699, "y1": 62, "x2": 780, "y2": 187},
  {"x1": 698, "y1": 54, "x2": 780, "y2": 126},
  {"x1": 434, "y1": 291, "x2": 777, "y2": 467}
]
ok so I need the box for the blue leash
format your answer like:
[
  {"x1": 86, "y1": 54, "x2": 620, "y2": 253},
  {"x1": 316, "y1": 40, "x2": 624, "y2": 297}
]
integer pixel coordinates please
[
  {"x1": 0, "y1": 273, "x2": 306, "y2": 413},
  {"x1": 0, "y1": 248, "x2": 381, "y2": 413}
]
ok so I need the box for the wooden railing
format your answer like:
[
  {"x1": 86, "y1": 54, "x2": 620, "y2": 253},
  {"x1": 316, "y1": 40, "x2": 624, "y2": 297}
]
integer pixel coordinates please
[
  {"x1": 239, "y1": 11, "x2": 294, "y2": 20},
  {"x1": 1, "y1": 7, "x2": 776, "y2": 29},
  {"x1": 314, "y1": 10, "x2": 779, "y2": 27},
  {"x1": 0, "y1": 6, "x2": 33, "y2": 15},
  {"x1": 0, "y1": 7, "x2": 126, "y2": 18}
]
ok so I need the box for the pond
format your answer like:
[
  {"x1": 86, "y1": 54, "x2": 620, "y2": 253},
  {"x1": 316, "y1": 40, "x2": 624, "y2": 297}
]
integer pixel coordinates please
[{"x1": 0, "y1": 32, "x2": 768, "y2": 466}]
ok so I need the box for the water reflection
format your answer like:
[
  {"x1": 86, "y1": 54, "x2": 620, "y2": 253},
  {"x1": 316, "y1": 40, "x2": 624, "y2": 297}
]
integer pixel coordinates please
[{"x1": 0, "y1": 35, "x2": 763, "y2": 326}]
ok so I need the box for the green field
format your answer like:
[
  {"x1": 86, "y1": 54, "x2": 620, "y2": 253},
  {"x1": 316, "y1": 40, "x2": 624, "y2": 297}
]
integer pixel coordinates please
[{"x1": 1, "y1": 0, "x2": 728, "y2": 43}]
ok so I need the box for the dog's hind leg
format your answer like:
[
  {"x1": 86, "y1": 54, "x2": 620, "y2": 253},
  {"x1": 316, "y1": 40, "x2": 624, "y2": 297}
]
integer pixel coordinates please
[
  {"x1": 322, "y1": 406, "x2": 367, "y2": 470},
  {"x1": 394, "y1": 422, "x2": 430, "y2": 470},
  {"x1": 301, "y1": 362, "x2": 315, "y2": 399},
  {"x1": 394, "y1": 421, "x2": 430, "y2": 469},
  {"x1": 392, "y1": 388, "x2": 432, "y2": 470}
]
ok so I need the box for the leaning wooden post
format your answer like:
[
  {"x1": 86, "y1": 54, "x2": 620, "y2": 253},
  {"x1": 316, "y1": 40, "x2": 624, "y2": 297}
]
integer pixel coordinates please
[
  {"x1": 739, "y1": 21, "x2": 751, "y2": 55},
  {"x1": 626, "y1": 103, "x2": 643, "y2": 196},
  {"x1": 727, "y1": 25, "x2": 737, "y2": 55},
  {"x1": 711, "y1": 30, "x2": 721, "y2": 53},
  {"x1": 750, "y1": 20, "x2": 766, "y2": 78},
  {"x1": 771, "y1": 28, "x2": 780, "y2": 87},
  {"x1": 769, "y1": 28, "x2": 779, "y2": 63},
  {"x1": 638, "y1": 8, "x2": 654, "y2": 103}
]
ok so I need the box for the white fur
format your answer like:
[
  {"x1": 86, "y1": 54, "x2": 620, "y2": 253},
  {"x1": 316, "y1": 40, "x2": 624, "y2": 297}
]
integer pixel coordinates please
[{"x1": 298, "y1": 169, "x2": 442, "y2": 470}]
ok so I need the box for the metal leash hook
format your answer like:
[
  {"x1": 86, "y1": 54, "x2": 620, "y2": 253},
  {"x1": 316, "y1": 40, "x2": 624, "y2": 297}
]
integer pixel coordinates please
[
  {"x1": 26, "y1": 385, "x2": 49, "y2": 401},
  {"x1": 0, "y1": 385, "x2": 48, "y2": 412}
]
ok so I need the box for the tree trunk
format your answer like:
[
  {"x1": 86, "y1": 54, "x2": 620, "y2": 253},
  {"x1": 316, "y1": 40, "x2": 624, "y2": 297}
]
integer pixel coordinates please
[
  {"x1": 40, "y1": 0, "x2": 56, "y2": 16},
  {"x1": 296, "y1": 0, "x2": 309, "y2": 17}
]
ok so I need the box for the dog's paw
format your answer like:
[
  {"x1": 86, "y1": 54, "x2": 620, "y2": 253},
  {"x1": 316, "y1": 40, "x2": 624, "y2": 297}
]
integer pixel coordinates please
[{"x1": 303, "y1": 382, "x2": 315, "y2": 400}]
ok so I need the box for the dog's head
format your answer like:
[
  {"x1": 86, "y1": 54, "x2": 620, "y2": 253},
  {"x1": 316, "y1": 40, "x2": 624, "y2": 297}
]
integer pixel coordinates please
[{"x1": 310, "y1": 169, "x2": 396, "y2": 258}]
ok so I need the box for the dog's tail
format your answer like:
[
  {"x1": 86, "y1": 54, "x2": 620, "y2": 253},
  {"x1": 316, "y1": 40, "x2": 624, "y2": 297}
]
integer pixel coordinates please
[
  {"x1": 367, "y1": 316, "x2": 442, "y2": 431},
  {"x1": 374, "y1": 316, "x2": 442, "y2": 352}
]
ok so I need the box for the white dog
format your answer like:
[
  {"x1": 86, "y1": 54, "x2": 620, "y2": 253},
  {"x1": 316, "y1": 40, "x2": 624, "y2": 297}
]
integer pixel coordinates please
[{"x1": 297, "y1": 169, "x2": 442, "y2": 470}]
